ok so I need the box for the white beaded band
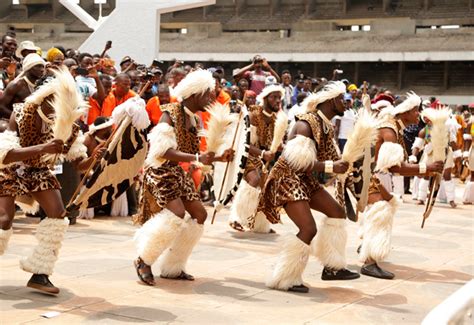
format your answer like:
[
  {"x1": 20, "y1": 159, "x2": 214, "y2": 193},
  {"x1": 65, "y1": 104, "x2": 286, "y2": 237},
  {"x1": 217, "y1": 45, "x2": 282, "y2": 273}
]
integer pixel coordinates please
[
  {"x1": 463, "y1": 134, "x2": 472, "y2": 141},
  {"x1": 324, "y1": 160, "x2": 334, "y2": 174},
  {"x1": 463, "y1": 151, "x2": 470, "y2": 158},
  {"x1": 452, "y1": 149, "x2": 462, "y2": 159},
  {"x1": 419, "y1": 163, "x2": 427, "y2": 174},
  {"x1": 195, "y1": 153, "x2": 199, "y2": 162},
  {"x1": 260, "y1": 150, "x2": 266, "y2": 160}
]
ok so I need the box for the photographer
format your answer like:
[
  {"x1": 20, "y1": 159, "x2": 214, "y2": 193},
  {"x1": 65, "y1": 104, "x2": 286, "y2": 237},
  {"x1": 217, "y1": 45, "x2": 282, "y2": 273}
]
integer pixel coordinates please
[
  {"x1": 233, "y1": 54, "x2": 280, "y2": 95},
  {"x1": 229, "y1": 85, "x2": 244, "y2": 113}
]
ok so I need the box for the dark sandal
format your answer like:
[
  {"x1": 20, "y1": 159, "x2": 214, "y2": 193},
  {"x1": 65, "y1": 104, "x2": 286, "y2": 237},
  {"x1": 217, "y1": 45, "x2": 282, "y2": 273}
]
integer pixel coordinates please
[
  {"x1": 269, "y1": 228, "x2": 276, "y2": 234},
  {"x1": 134, "y1": 257, "x2": 155, "y2": 286},
  {"x1": 229, "y1": 221, "x2": 245, "y2": 232},
  {"x1": 161, "y1": 271, "x2": 195, "y2": 281}
]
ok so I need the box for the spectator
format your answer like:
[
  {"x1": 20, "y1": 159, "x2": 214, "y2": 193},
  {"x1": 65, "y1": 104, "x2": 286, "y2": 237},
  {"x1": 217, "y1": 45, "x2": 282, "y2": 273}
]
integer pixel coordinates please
[
  {"x1": 334, "y1": 93, "x2": 356, "y2": 152},
  {"x1": 238, "y1": 78, "x2": 249, "y2": 100},
  {"x1": 101, "y1": 73, "x2": 136, "y2": 117},
  {"x1": 288, "y1": 92, "x2": 308, "y2": 123},
  {"x1": 281, "y1": 70, "x2": 293, "y2": 113},
  {"x1": 291, "y1": 77, "x2": 305, "y2": 105},
  {"x1": 88, "y1": 74, "x2": 112, "y2": 125},
  {"x1": 243, "y1": 90, "x2": 257, "y2": 108},
  {"x1": 16, "y1": 40, "x2": 37, "y2": 60},
  {"x1": 233, "y1": 55, "x2": 280, "y2": 95}
]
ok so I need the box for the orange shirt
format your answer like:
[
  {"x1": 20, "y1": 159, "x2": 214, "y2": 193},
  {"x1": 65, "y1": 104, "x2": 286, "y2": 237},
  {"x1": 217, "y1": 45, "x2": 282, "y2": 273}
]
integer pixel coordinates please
[
  {"x1": 145, "y1": 96, "x2": 162, "y2": 126},
  {"x1": 199, "y1": 90, "x2": 231, "y2": 152},
  {"x1": 87, "y1": 97, "x2": 102, "y2": 125},
  {"x1": 101, "y1": 90, "x2": 137, "y2": 117}
]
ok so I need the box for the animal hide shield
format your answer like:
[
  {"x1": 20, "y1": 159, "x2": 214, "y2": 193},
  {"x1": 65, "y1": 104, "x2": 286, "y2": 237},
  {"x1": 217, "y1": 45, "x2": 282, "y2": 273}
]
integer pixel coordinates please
[
  {"x1": 67, "y1": 117, "x2": 148, "y2": 211},
  {"x1": 336, "y1": 145, "x2": 375, "y2": 222}
]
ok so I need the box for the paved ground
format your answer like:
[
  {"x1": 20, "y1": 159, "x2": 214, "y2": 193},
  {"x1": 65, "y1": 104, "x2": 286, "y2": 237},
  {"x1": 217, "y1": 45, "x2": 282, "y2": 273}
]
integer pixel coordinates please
[{"x1": 1, "y1": 185, "x2": 473, "y2": 324}]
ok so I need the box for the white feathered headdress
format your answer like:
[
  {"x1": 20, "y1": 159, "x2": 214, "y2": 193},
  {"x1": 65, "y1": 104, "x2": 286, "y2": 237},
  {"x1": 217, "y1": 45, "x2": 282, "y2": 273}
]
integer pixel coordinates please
[
  {"x1": 256, "y1": 84, "x2": 285, "y2": 104},
  {"x1": 173, "y1": 69, "x2": 215, "y2": 102},
  {"x1": 391, "y1": 91, "x2": 421, "y2": 116},
  {"x1": 301, "y1": 81, "x2": 346, "y2": 113}
]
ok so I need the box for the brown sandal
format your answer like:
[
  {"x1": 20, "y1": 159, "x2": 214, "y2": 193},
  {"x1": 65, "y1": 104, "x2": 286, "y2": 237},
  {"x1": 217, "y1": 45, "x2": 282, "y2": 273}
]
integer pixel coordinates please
[
  {"x1": 229, "y1": 221, "x2": 245, "y2": 232},
  {"x1": 161, "y1": 271, "x2": 195, "y2": 281},
  {"x1": 134, "y1": 257, "x2": 155, "y2": 286}
]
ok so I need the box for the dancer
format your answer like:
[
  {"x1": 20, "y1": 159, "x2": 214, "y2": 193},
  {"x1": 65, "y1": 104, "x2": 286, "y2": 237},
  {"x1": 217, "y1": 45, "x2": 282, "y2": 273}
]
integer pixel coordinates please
[
  {"x1": 0, "y1": 67, "x2": 90, "y2": 294},
  {"x1": 462, "y1": 117, "x2": 474, "y2": 204},
  {"x1": 412, "y1": 113, "x2": 461, "y2": 208},
  {"x1": 229, "y1": 83, "x2": 285, "y2": 233},
  {"x1": 359, "y1": 92, "x2": 444, "y2": 279},
  {"x1": 259, "y1": 81, "x2": 360, "y2": 293},
  {"x1": 133, "y1": 70, "x2": 233, "y2": 286}
]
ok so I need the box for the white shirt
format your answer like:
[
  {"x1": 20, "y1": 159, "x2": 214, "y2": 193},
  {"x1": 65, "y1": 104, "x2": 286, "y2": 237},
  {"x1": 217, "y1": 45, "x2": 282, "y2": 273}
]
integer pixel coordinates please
[{"x1": 336, "y1": 109, "x2": 357, "y2": 139}]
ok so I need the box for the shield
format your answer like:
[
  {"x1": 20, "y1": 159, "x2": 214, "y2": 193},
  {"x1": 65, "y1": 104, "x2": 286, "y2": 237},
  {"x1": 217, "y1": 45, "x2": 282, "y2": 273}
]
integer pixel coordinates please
[
  {"x1": 212, "y1": 111, "x2": 251, "y2": 206},
  {"x1": 67, "y1": 116, "x2": 148, "y2": 211}
]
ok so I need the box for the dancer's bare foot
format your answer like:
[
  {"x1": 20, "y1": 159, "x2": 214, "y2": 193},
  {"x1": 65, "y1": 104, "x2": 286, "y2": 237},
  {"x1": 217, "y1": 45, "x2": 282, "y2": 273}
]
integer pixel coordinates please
[
  {"x1": 417, "y1": 200, "x2": 425, "y2": 205},
  {"x1": 229, "y1": 221, "x2": 245, "y2": 232},
  {"x1": 449, "y1": 201, "x2": 457, "y2": 208},
  {"x1": 134, "y1": 257, "x2": 155, "y2": 286}
]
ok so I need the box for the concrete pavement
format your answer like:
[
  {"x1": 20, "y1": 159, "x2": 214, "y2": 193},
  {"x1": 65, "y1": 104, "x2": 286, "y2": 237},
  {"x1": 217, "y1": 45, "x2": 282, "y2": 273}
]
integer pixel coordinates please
[{"x1": 1, "y1": 185, "x2": 472, "y2": 324}]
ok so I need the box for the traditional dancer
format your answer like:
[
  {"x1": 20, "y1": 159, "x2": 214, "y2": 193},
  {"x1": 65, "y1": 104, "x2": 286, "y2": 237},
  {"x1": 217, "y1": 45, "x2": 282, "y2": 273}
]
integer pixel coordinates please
[
  {"x1": 411, "y1": 114, "x2": 461, "y2": 208},
  {"x1": 133, "y1": 70, "x2": 233, "y2": 286},
  {"x1": 462, "y1": 117, "x2": 474, "y2": 204},
  {"x1": 228, "y1": 83, "x2": 286, "y2": 233},
  {"x1": 359, "y1": 92, "x2": 444, "y2": 279},
  {"x1": 0, "y1": 67, "x2": 91, "y2": 294},
  {"x1": 259, "y1": 81, "x2": 360, "y2": 293}
]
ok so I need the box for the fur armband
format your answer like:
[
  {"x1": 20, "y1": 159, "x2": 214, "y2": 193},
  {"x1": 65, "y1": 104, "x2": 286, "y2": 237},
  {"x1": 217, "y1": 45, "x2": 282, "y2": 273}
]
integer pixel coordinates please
[
  {"x1": 412, "y1": 137, "x2": 425, "y2": 151},
  {"x1": 375, "y1": 142, "x2": 404, "y2": 173},
  {"x1": 145, "y1": 123, "x2": 177, "y2": 168},
  {"x1": 282, "y1": 135, "x2": 317, "y2": 171},
  {"x1": 408, "y1": 155, "x2": 417, "y2": 163},
  {"x1": 463, "y1": 134, "x2": 472, "y2": 141},
  {"x1": 63, "y1": 132, "x2": 88, "y2": 162},
  {"x1": 0, "y1": 131, "x2": 21, "y2": 168}
]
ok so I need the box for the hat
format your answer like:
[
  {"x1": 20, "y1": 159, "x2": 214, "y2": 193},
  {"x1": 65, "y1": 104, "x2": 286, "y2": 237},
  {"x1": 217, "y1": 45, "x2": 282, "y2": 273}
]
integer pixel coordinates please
[
  {"x1": 301, "y1": 81, "x2": 346, "y2": 113},
  {"x1": 207, "y1": 67, "x2": 217, "y2": 74},
  {"x1": 347, "y1": 84, "x2": 357, "y2": 92},
  {"x1": 150, "y1": 67, "x2": 163, "y2": 75},
  {"x1": 46, "y1": 47, "x2": 64, "y2": 63},
  {"x1": 256, "y1": 84, "x2": 285, "y2": 104},
  {"x1": 372, "y1": 93, "x2": 395, "y2": 105},
  {"x1": 173, "y1": 69, "x2": 215, "y2": 101},
  {"x1": 89, "y1": 117, "x2": 114, "y2": 134},
  {"x1": 371, "y1": 100, "x2": 393, "y2": 111},
  {"x1": 264, "y1": 75, "x2": 278, "y2": 86},
  {"x1": 16, "y1": 53, "x2": 45, "y2": 81},
  {"x1": 120, "y1": 56, "x2": 132, "y2": 66},
  {"x1": 344, "y1": 93, "x2": 353, "y2": 101},
  {"x1": 215, "y1": 66, "x2": 224, "y2": 73},
  {"x1": 16, "y1": 40, "x2": 37, "y2": 58}
]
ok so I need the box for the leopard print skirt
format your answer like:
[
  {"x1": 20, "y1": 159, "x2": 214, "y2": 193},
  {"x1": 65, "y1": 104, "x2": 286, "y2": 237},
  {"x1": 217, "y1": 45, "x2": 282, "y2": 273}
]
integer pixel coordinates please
[
  {"x1": 134, "y1": 164, "x2": 200, "y2": 225},
  {"x1": 0, "y1": 165, "x2": 60, "y2": 197},
  {"x1": 258, "y1": 158, "x2": 322, "y2": 224},
  {"x1": 244, "y1": 155, "x2": 263, "y2": 177}
]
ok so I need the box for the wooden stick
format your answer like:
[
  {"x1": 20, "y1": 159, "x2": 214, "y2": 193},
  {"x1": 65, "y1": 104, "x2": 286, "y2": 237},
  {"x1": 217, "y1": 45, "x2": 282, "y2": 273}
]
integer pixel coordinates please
[
  {"x1": 211, "y1": 111, "x2": 243, "y2": 224},
  {"x1": 363, "y1": 81, "x2": 367, "y2": 95}
]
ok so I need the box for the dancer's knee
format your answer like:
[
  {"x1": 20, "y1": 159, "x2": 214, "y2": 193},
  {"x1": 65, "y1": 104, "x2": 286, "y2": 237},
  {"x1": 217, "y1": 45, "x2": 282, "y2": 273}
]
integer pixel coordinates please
[
  {"x1": 0, "y1": 207, "x2": 14, "y2": 230},
  {"x1": 191, "y1": 206, "x2": 207, "y2": 224}
]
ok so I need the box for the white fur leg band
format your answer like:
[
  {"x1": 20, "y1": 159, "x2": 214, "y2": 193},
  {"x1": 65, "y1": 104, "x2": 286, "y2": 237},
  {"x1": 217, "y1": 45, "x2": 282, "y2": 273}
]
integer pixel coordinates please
[
  {"x1": 229, "y1": 180, "x2": 260, "y2": 228},
  {"x1": 0, "y1": 131, "x2": 21, "y2": 168},
  {"x1": 158, "y1": 217, "x2": 203, "y2": 278},
  {"x1": 312, "y1": 218, "x2": 347, "y2": 270},
  {"x1": 267, "y1": 235, "x2": 310, "y2": 291},
  {"x1": 463, "y1": 134, "x2": 472, "y2": 141},
  {"x1": 419, "y1": 163, "x2": 427, "y2": 175},
  {"x1": 20, "y1": 218, "x2": 69, "y2": 275},
  {"x1": 359, "y1": 197, "x2": 399, "y2": 263},
  {"x1": 452, "y1": 149, "x2": 462, "y2": 159},
  {"x1": 0, "y1": 228, "x2": 13, "y2": 255},
  {"x1": 134, "y1": 209, "x2": 185, "y2": 265},
  {"x1": 324, "y1": 160, "x2": 334, "y2": 174}
]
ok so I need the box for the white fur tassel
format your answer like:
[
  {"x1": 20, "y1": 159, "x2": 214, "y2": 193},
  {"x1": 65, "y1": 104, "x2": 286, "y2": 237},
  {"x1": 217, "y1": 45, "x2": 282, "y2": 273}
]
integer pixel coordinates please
[
  {"x1": 112, "y1": 96, "x2": 151, "y2": 130},
  {"x1": 375, "y1": 142, "x2": 405, "y2": 173},
  {"x1": 342, "y1": 110, "x2": 378, "y2": 164},
  {"x1": 421, "y1": 108, "x2": 450, "y2": 162},
  {"x1": 50, "y1": 67, "x2": 88, "y2": 142},
  {"x1": 282, "y1": 135, "x2": 317, "y2": 171},
  {"x1": 270, "y1": 110, "x2": 288, "y2": 153},
  {"x1": 0, "y1": 131, "x2": 21, "y2": 168},
  {"x1": 63, "y1": 131, "x2": 88, "y2": 162},
  {"x1": 202, "y1": 102, "x2": 236, "y2": 153},
  {"x1": 145, "y1": 123, "x2": 177, "y2": 168}
]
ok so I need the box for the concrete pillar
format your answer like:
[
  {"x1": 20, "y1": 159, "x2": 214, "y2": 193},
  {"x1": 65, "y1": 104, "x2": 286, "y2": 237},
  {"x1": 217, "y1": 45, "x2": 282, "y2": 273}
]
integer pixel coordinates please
[
  {"x1": 236, "y1": 0, "x2": 246, "y2": 17},
  {"x1": 270, "y1": 0, "x2": 280, "y2": 17},
  {"x1": 354, "y1": 62, "x2": 360, "y2": 86},
  {"x1": 342, "y1": 0, "x2": 347, "y2": 14},
  {"x1": 443, "y1": 61, "x2": 450, "y2": 90},
  {"x1": 398, "y1": 61, "x2": 405, "y2": 90},
  {"x1": 304, "y1": 0, "x2": 314, "y2": 17},
  {"x1": 313, "y1": 62, "x2": 319, "y2": 78},
  {"x1": 0, "y1": 0, "x2": 10, "y2": 18},
  {"x1": 382, "y1": 0, "x2": 389, "y2": 12}
]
